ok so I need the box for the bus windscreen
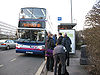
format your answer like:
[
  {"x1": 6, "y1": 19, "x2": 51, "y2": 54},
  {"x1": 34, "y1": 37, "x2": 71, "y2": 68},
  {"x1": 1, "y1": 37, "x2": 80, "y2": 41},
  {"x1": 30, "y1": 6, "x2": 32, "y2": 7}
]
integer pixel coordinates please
[{"x1": 18, "y1": 29, "x2": 45, "y2": 43}]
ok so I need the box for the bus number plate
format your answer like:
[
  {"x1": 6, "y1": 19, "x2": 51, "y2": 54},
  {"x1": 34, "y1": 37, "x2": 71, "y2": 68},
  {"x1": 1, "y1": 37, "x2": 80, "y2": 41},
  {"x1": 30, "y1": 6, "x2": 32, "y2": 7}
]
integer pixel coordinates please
[{"x1": 26, "y1": 52, "x2": 33, "y2": 54}]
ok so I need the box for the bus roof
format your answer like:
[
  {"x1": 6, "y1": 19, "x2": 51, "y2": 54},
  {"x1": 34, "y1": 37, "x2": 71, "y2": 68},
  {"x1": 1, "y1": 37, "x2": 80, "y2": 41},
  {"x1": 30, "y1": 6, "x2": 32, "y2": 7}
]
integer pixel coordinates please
[{"x1": 21, "y1": 7, "x2": 46, "y2": 10}]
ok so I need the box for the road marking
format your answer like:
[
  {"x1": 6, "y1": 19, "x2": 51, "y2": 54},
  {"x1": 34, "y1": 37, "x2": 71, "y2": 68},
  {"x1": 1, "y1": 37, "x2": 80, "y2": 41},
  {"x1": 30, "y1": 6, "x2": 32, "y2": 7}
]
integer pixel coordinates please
[
  {"x1": 10, "y1": 58, "x2": 16, "y2": 62},
  {"x1": 35, "y1": 60, "x2": 46, "y2": 75},
  {"x1": 0, "y1": 64, "x2": 4, "y2": 68}
]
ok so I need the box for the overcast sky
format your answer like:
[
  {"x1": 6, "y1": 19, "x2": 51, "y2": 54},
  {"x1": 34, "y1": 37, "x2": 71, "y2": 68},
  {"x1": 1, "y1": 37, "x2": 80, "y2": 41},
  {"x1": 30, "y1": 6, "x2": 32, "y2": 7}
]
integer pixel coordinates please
[{"x1": 0, "y1": 0, "x2": 97, "y2": 33}]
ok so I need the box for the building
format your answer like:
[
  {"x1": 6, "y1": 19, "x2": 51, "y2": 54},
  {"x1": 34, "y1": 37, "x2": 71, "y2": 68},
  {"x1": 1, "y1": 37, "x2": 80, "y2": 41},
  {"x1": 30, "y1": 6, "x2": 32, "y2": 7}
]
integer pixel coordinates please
[{"x1": 0, "y1": 21, "x2": 17, "y2": 39}]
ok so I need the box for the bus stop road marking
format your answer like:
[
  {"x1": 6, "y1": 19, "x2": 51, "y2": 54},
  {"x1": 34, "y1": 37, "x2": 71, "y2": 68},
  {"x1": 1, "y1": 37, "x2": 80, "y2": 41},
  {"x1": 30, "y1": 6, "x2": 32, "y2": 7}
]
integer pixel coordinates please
[
  {"x1": 10, "y1": 58, "x2": 16, "y2": 62},
  {"x1": 0, "y1": 64, "x2": 4, "y2": 68}
]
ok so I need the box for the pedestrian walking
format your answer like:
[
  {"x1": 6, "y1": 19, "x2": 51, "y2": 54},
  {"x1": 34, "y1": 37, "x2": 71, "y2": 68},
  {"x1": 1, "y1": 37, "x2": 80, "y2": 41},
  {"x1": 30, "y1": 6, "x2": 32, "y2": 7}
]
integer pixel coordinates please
[
  {"x1": 53, "y1": 44, "x2": 66, "y2": 75},
  {"x1": 45, "y1": 32, "x2": 55, "y2": 72},
  {"x1": 62, "y1": 33, "x2": 72, "y2": 66}
]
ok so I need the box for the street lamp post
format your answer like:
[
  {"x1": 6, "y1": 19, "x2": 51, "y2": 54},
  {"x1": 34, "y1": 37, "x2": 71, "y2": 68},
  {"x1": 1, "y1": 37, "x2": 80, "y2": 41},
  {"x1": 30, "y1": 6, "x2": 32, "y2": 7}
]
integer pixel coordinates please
[{"x1": 70, "y1": 0, "x2": 73, "y2": 23}]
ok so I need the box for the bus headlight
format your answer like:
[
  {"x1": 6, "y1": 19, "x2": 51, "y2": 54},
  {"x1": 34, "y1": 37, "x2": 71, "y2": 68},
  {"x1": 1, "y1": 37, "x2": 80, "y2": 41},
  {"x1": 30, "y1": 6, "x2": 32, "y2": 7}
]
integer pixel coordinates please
[
  {"x1": 38, "y1": 46, "x2": 42, "y2": 50},
  {"x1": 16, "y1": 44, "x2": 21, "y2": 48},
  {"x1": 38, "y1": 46, "x2": 45, "y2": 50}
]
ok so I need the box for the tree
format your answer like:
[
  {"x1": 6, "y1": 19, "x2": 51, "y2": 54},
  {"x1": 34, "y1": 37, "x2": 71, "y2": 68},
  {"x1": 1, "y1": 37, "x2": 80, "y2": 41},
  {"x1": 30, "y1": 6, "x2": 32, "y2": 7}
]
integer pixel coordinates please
[
  {"x1": 83, "y1": 1, "x2": 100, "y2": 75},
  {"x1": 85, "y1": 1, "x2": 100, "y2": 27}
]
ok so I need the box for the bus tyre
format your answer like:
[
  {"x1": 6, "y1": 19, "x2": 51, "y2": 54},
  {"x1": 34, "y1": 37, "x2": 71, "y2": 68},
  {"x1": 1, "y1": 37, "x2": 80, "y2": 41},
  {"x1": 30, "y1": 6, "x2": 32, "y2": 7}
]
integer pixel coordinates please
[{"x1": 6, "y1": 46, "x2": 10, "y2": 50}]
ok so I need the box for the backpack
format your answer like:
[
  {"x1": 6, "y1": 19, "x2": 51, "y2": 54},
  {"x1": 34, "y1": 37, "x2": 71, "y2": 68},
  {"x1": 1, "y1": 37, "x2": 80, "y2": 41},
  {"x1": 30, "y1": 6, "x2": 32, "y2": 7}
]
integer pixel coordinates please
[{"x1": 64, "y1": 37, "x2": 72, "y2": 52}]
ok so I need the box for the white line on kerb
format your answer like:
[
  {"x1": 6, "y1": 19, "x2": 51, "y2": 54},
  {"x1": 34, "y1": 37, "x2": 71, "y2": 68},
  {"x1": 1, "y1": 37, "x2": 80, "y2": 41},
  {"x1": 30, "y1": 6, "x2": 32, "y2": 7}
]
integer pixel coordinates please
[
  {"x1": 35, "y1": 61, "x2": 46, "y2": 75},
  {"x1": 10, "y1": 58, "x2": 16, "y2": 62},
  {"x1": 0, "y1": 64, "x2": 4, "y2": 68}
]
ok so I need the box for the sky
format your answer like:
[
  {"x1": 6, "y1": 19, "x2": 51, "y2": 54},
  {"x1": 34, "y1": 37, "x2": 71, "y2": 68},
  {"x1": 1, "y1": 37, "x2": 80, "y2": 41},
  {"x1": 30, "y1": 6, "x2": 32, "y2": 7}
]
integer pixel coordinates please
[{"x1": 0, "y1": 0, "x2": 97, "y2": 34}]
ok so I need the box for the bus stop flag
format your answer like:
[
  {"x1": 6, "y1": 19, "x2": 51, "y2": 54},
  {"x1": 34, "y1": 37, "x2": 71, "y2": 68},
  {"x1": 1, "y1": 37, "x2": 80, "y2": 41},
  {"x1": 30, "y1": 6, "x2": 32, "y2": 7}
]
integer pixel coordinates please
[{"x1": 58, "y1": 17, "x2": 62, "y2": 21}]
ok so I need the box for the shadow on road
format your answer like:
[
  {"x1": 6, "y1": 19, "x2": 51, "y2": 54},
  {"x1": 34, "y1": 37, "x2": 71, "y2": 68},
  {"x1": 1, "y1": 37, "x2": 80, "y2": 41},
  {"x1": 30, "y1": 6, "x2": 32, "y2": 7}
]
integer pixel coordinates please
[
  {"x1": 0, "y1": 48, "x2": 16, "y2": 51},
  {"x1": 17, "y1": 53, "x2": 45, "y2": 58}
]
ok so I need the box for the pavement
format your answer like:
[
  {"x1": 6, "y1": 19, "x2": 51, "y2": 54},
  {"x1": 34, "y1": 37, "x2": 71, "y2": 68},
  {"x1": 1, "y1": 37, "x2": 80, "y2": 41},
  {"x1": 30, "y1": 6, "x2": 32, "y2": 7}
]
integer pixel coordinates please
[{"x1": 42, "y1": 50, "x2": 89, "y2": 75}]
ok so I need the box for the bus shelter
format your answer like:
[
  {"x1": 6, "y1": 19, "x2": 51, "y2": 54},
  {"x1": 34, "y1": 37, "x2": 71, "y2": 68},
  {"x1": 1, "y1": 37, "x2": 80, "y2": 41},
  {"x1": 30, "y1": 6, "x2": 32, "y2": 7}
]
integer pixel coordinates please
[{"x1": 58, "y1": 23, "x2": 77, "y2": 54}]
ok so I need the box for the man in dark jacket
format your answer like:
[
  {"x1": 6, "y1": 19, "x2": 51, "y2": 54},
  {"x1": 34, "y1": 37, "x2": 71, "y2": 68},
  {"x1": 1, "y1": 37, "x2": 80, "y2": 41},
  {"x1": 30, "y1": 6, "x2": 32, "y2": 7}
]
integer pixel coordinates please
[
  {"x1": 57, "y1": 33, "x2": 63, "y2": 45},
  {"x1": 45, "y1": 32, "x2": 55, "y2": 72},
  {"x1": 53, "y1": 44, "x2": 66, "y2": 75},
  {"x1": 62, "y1": 33, "x2": 72, "y2": 66}
]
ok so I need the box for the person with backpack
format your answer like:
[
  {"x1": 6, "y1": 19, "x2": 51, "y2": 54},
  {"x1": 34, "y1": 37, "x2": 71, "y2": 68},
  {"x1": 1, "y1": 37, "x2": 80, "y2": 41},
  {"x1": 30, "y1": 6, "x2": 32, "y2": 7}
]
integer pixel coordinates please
[{"x1": 62, "y1": 33, "x2": 72, "y2": 66}]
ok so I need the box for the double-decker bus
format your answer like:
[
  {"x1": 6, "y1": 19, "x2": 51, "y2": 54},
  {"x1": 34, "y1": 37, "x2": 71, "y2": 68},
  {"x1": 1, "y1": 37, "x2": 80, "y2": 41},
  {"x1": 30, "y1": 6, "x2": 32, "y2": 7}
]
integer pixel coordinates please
[{"x1": 16, "y1": 7, "x2": 47, "y2": 55}]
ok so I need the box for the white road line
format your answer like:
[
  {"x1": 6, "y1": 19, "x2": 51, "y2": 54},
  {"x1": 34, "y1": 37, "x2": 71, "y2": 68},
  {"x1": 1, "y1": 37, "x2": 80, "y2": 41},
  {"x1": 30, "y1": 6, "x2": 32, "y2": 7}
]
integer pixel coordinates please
[
  {"x1": 0, "y1": 64, "x2": 4, "y2": 68},
  {"x1": 10, "y1": 58, "x2": 16, "y2": 62},
  {"x1": 35, "y1": 61, "x2": 46, "y2": 75}
]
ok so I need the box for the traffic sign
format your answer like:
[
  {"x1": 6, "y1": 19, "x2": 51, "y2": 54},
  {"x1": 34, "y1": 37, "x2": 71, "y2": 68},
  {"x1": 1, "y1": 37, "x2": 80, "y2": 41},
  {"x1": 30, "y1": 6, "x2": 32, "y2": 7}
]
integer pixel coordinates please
[{"x1": 58, "y1": 17, "x2": 62, "y2": 21}]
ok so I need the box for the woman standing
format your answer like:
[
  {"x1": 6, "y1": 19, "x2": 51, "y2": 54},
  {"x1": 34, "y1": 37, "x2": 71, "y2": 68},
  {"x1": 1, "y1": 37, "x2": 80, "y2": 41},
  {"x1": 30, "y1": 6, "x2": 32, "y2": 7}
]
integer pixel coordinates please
[{"x1": 45, "y1": 32, "x2": 55, "y2": 72}]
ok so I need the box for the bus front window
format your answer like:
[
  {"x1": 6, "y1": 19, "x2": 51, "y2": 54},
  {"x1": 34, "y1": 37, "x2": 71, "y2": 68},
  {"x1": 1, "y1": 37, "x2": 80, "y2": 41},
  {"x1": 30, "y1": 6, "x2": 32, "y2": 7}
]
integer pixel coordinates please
[{"x1": 18, "y1": 29, "x2": 45, "y2": 42}]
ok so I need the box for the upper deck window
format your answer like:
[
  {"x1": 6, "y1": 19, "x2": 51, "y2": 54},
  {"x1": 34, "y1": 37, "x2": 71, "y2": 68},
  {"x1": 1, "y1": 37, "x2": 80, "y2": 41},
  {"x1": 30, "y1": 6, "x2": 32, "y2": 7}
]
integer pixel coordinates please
[{"x1": 19, "y1": 8, "x2": 46, "y2": 19}]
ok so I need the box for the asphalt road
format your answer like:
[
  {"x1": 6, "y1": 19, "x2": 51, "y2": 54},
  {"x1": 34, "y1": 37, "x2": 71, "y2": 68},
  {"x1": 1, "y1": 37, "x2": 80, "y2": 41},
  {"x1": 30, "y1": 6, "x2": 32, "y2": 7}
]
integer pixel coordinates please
[{"x1": 0, "y1": 49, "x2": 44, "y2": 75}]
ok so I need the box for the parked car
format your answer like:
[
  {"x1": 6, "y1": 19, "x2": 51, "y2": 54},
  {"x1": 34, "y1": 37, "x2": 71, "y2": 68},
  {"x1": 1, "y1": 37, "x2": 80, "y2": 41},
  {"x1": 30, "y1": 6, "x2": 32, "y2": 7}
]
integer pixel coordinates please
[{"x1": 0, "y1": 40, "x2": 16, "y2": 50}]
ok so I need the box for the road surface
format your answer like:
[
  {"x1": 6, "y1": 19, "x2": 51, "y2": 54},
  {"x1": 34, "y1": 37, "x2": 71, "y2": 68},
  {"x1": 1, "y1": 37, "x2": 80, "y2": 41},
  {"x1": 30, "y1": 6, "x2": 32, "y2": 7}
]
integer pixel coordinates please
[{"x1": 0, "y1": 49, "x2": 44, "y2": 75}]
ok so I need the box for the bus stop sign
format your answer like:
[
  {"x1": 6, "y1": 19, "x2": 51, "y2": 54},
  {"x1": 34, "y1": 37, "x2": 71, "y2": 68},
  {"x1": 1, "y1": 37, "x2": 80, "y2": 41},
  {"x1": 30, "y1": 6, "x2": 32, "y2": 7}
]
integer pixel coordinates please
[{"x1": 58, "y1": 17, "x2": 62, "y2": 21}]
